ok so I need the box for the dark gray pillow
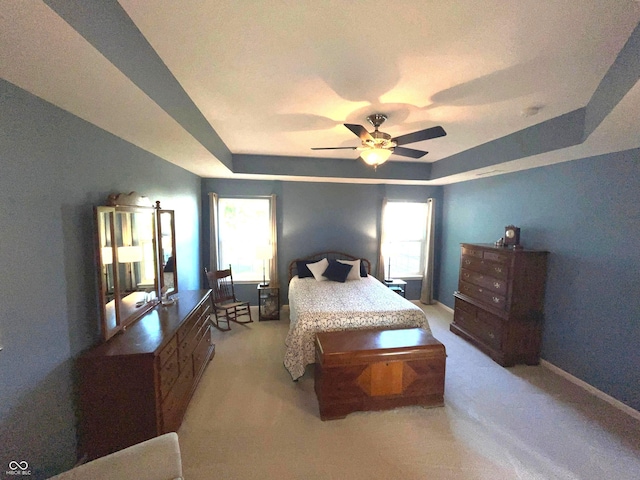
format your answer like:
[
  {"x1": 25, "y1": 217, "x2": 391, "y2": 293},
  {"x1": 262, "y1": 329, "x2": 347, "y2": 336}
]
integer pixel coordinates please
[
  {"x1": 360, "y1": 260, "x2": 368, "y2": 277},
  {"x1": 296, "y1": 260, "x2": 314, "y2": 278},
  {"x1": 323, "y1": 260, "x2": 352, "y2": 283}
]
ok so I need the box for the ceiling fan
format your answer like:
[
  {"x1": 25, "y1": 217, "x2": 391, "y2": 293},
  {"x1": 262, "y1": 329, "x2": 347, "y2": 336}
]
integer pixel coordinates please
[{"x1": 311, "y1": 113, "x2": 446, "y2": 169}]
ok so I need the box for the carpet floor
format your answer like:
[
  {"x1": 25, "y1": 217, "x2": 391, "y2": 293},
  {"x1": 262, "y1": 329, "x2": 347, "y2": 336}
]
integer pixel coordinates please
[{"x1": 178, "y1": 303, "x2": 640, "y2": 479}]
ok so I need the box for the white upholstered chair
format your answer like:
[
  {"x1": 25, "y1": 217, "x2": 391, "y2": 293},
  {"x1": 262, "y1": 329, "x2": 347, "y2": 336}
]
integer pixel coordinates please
[{"x1": 48, "y1": 432, "x2": 183, "y2": 480}]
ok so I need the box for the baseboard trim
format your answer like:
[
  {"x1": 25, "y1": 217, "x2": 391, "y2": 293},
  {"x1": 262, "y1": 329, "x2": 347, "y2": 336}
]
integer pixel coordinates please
[
  {"x1": 412, "y1": 300, "x2": 454, "y2": 315},
  {"x1": 540, "y1": 359, "x2": 640, "y2": 421},
  {"x1": 435, "y1": 301, "x2": 454, "y2": 314}
]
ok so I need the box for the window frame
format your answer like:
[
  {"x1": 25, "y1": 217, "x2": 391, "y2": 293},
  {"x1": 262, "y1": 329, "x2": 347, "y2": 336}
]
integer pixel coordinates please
[
  {"x1": 216, "y1": 196, "x2": 273, "y2": 284},
  {"x1": 383, "y1": 201, "x2": 429, "y2": 279}
]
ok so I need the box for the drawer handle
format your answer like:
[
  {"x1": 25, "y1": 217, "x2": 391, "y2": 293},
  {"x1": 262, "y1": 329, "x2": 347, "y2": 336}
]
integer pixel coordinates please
[
  {"x1": 464, "y1": 259, "x2": 471, "y2": 265},
  {"x1": 492, "y1": 296, "x2": 500, "y2": 303},
  {"x1": 494, "y1": 267, "x2": 502, "y2": 273},
  {"x1": 493, "y1": 282, "x2": 501, "y2": 289}
]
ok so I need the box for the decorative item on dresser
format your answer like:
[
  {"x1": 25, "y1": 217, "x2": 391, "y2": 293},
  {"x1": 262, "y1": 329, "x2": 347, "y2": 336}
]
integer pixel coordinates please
[
  {"x1": 77, "y1": 289, "x2": 215, "y2": 461},
  {"x1": 450, "y1": 243, "x2": 548, "y2": 366},
  {"x1": 504, "y1": 225, "x2": 521, "y2": 247}
]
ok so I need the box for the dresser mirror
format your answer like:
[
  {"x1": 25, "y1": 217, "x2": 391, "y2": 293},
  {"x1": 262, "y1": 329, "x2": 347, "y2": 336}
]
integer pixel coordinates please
[
  {"x1": 95, "y1": 192, "x2": 177, "y2": 341},
  {"x1": 157, "y1": 204, "x2": 178, "y2": 297}
]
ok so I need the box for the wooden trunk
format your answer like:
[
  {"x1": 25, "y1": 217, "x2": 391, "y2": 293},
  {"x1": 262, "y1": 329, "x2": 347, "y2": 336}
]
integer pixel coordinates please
[{"x1": 314, "y1": 328, "x2": 446, "y2": 420}]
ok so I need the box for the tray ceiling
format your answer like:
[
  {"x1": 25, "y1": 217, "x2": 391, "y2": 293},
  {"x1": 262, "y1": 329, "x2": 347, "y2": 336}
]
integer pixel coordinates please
[{"x1": 1, "y1": 1, "x2": 639, "y2": 184}]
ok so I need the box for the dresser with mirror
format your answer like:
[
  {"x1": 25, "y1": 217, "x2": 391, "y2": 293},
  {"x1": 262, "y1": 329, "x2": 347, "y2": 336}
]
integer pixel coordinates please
[{"x1": 78, "y1": 192, "x2": 214, "y2": 460}]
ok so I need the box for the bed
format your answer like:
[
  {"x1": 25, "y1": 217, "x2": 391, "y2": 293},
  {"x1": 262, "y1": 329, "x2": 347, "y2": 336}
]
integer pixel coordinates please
[{"x1": 284, "y1": 252, "x2": 430, "y2": 380}]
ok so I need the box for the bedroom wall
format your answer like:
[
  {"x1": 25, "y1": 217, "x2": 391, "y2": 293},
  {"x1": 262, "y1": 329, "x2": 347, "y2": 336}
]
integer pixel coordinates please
[
  {"x1": 201, "y1": 178, "x2": 443, "y2": 302},
  {"x1": 438, "y1": 149, "x2": 640, "y2": 412},
  {"x1": 0, "y1": 79, "x2": 203, "y2": 478}
]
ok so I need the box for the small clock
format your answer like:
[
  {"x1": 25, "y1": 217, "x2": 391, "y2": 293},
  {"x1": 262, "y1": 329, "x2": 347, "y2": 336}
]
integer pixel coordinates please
[{"x1": 504, "y1": 225, "x2": 520, "y2": 247}]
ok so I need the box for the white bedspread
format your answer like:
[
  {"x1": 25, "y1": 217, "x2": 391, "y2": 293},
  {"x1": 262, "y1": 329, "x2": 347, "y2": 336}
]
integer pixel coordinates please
[{"x1": 284, "y1": 275, "x2": 430, "y2": 380}]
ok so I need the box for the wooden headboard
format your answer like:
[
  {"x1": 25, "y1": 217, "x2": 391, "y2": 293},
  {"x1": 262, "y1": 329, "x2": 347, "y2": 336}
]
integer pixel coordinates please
[{"x1": 288, "y1": 251, "x2": 371, "y2": 281}]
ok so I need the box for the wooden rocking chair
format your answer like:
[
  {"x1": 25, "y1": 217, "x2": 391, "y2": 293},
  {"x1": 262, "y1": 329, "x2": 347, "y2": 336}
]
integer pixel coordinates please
[{"x1": 205, "y1": 266, "x2": 253, "y2": 331}]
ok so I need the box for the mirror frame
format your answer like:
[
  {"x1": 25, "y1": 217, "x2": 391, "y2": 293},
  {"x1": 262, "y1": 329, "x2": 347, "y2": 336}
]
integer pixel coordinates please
[
  {"x1": 156, "y1": 201, "x2": 178, "y2": 298},
  {"x1": 95, "y1": 192, "x2": 169, "y2": 341}
]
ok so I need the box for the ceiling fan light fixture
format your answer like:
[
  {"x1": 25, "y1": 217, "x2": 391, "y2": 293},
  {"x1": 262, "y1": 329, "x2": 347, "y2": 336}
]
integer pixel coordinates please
[
  {"x1": 361, "y1": 147, "x2": 392, "y2": 167},
  {"x1": 311, "y1": 113, "x2": 444, "y2": 165}
]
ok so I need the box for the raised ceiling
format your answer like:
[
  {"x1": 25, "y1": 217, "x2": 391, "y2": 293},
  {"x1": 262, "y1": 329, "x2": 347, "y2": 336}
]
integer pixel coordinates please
[{"x1": 1, "y1": 1, "x2": 639, "y2": 184}]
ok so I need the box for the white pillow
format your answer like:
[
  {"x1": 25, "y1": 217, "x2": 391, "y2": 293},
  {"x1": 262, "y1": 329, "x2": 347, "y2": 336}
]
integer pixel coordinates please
[
  {"x1": 307, "y1": 258, "x2": 329, "y2": 281},
  {"x1": 337, "y1": 259, "x2": 361, "y2": 281}
]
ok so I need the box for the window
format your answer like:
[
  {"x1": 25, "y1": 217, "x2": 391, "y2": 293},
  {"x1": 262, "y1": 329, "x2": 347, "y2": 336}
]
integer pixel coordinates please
[
  {"x1": 217, "y1": 197, "x2": 271, "y2": 282},
  {"x1": 383, "y1": 201, "x2": 429, "y2": 278}
]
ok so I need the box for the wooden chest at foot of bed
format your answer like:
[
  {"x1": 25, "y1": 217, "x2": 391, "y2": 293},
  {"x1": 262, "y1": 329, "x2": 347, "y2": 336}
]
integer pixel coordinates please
[{"x1": 314, "y1": 328, "x2": 446, "y2": 420}]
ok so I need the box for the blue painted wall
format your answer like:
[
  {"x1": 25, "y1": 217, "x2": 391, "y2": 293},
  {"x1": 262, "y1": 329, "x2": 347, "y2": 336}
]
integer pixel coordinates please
[
  {"x1": 0, "y1": 80, "x2": 202, "y2": 478},
  {"x1": 201, "y1": 179, "x2": 443, "y2": 302},
  {"x1": 439, "y1": 149, "x2": 640, "y2": 411}
]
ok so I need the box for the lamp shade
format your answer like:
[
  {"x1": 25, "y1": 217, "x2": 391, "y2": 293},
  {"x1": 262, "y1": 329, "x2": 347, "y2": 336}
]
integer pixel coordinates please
[
  {"x1": 101, "y1": 247, "x2": 113, "y2": 265},
  {"x1": 361, "y1": 147, "x2": 392, "y2": 167},
  {"x1": 117, "y1": 245, "x2": 143, "y2": 263},
  {"x1": 256, "y1": 244, "x2": 272, "y2": 261},
  {"x1": 382, "y1": 242, "x2": 397, "y2": 258}
]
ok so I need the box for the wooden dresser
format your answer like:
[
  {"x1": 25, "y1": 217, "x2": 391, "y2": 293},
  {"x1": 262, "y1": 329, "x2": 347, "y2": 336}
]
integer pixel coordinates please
[
  {"x1": 77, "y1": 289, "x2": 215, "y2": 460},
  {"x1": 451, "y1": 243, "x2": 548, "y2": 366}
]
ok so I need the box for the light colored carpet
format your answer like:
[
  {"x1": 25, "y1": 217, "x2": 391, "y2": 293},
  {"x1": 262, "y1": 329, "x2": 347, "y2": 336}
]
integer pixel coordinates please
[{"x1": 178, "y1": 304, "x2": 640, "y2": 479}]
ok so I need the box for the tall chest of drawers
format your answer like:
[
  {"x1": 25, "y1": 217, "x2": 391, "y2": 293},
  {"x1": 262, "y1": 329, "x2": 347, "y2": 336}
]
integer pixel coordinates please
[
  {"x1": 451, "y1": 244, "x2": 548, "y2": 366},
  {"x1": 77, "y1": 289, "x2": 215, "y2": 460}
]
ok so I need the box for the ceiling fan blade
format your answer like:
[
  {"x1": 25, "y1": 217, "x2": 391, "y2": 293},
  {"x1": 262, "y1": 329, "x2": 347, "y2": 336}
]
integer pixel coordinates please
[
  {"x1": 344, "y1": 124, "x2": 374, "y2": 142},
  {"x1": 393, "y1": 146, "x2": 428, "y2": 158},
  {"x1": 393, "y1": 126, "x2": 446, "y2": 146},
  {"x1": 310, "y1": 146, "x2": 358, "y2": 150}
]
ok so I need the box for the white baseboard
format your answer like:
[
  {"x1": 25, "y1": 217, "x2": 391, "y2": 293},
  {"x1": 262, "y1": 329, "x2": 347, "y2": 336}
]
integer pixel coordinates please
[
  {"x1": 435, "y1": 301, "x2": 454, "y2": 314},
  {"x1": 411, "y1": 299, "x2": 454, "y2": 314},
  {"x1": 540, "y1": 359, "x2": 640, "y2": 421}
]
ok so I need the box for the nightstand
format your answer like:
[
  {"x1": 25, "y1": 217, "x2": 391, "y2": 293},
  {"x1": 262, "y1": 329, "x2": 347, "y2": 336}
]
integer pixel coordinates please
[
  {"x1": 257, "y1": 284, "x2": 280, "y2": 321},
  {"x1": 384, "y1": 279, "x2": 407, "y2": 297}
]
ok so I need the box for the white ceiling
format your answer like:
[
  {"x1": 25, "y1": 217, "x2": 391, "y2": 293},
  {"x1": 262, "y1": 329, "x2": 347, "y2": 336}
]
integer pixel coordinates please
[{"x1": 1, "y1": 1, "x2": 639, "y2": 184}]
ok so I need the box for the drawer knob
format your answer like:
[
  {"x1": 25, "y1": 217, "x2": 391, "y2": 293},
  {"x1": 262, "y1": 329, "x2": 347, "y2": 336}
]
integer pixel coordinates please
[
  {"x1": 463, "y1": 273, "x2": 469, "y2": 278},
  {"x1": 492, "y1": 296, "x2": 500, "y2": 303},
  {"x1": 478, "y1": 288, "x2": 484, "y2": 293},
  {"x1": 464, "y1": 259, "x2": 471, "y2": 265},
  {"x1": 488, "y1": 332, "x2": 495, "y2": 339},
  {"x1": 493, "y1": 282, "x2": 501, "y2": 289},
  {"x1": 494, "y1": 267, "x2": 502, "y2": 273}
]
